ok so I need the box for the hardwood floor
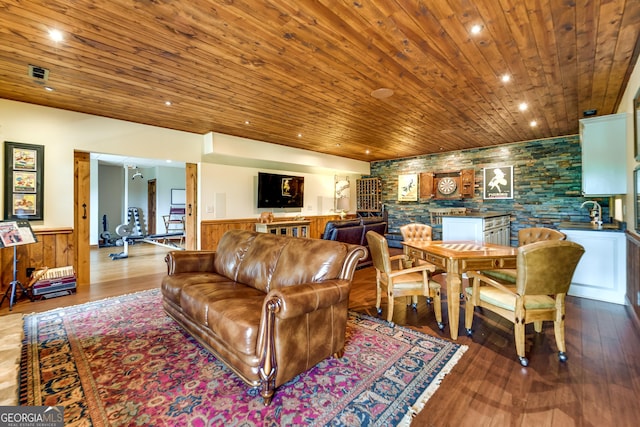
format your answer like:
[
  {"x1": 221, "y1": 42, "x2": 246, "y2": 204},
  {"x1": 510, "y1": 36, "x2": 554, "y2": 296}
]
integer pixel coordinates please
[{"x1": 2, "y1": 244, "x2": 639, "y2": 426}]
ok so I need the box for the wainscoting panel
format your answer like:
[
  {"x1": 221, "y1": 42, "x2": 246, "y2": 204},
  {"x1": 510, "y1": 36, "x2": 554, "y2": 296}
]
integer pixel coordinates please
[
  {"x1": 200, "y1": 215, "x2": 341, "y2": 250},
  {"x1": 0, "y1": 227, "x2": 74, "y2": 295},
  {"x1": 626, "y1": 231, "x2": 640, "y2": 328}
]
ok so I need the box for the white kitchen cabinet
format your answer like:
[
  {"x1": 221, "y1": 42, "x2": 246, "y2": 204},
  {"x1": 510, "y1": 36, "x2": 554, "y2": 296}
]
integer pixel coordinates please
[
  {"x1": 579, "y1": 113, "x2": 628, "y2": 195},
  {"x1": 560, "y1": 229, "x2": 626, "y2": 305},
  {"x1": 442, "y1": 213, "x2": 510, "y2": 245}
]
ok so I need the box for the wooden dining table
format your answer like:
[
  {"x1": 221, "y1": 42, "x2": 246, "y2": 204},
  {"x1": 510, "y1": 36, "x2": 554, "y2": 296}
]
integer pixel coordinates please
[{"x1": 402, "y1": 240, "x2": 518, "y2": 339}]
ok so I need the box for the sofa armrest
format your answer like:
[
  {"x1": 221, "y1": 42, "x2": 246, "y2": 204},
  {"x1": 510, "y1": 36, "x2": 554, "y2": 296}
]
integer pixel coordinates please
[
  {"x1": 266, "y1": 279, "x2": 351, "y2": 320},
  {"x1": 164, "y1": 250, "x2": 216, "y2": 275}
]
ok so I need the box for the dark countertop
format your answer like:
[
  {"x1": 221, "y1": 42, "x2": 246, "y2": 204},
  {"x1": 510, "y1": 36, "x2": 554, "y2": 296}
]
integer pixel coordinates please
[
  {"x1": 443, "y1": 211, "x2": 510, "y2": 219},
  {"x1": 558, "y1": 221, "x2": 625, "y2": 232}
]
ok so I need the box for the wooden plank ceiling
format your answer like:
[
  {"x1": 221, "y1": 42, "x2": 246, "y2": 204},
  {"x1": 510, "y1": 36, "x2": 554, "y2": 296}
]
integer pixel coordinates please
[{"x1": 0, "y1": 0, "x2": 638, "y2": 162}]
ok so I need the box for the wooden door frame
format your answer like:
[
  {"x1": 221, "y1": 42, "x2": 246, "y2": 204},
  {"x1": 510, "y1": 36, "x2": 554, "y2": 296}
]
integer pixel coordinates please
[
  {"x1": 147, "y1": 179, "x2": 157, "y2": 235},
  {"x1": 74, "y1": 151, "x2": 90, "y2": 285}
]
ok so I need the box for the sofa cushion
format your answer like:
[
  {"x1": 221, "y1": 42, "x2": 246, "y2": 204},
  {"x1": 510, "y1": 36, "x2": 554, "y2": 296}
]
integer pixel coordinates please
[
  {"x1": 270, "y1": 238, "x2": 347, "y2": 289},
  {"x1": 180, "y1": 282, "x2": 265, "y2": 356},
  {"x1": 213, "y1": 229, "x2": 258, "y2": 282},
  {"x1": 162, "y1": 272, "x2": 230, "y2": 305},
  {"x1": 322, "y1": 219, "x2": 361, "y2": 240},
  {"x1": 361, "y1": 222, "x2": 387, "y2": 246},
  {"x1": 329, "y1": 225, "x2": 364, "y2": 246}
]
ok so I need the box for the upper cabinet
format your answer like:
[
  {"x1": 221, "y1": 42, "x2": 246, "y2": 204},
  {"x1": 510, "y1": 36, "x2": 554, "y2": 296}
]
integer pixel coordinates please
[{"x1": 580, "y1": 113, "x2": 628, "y2": 196}]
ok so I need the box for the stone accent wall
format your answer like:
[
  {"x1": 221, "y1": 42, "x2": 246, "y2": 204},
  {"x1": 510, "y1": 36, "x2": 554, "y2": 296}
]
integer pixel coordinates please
[{"x1": 369, "y1": 135, "x2": 609, "y2": 246}]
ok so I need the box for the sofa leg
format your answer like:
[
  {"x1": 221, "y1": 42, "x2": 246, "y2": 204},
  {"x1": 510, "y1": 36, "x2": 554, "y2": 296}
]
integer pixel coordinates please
[
  {"x1": 333, "y1": 347, "x2": 345, "y2": 359},
  {"x1": 261, "y1": 381, "x2": 275, "y2": 405}
]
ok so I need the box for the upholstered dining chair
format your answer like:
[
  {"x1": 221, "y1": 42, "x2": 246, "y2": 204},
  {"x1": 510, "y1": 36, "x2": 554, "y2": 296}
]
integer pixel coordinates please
[
  {"x1": 400, "y1": 223, "x2": 442, "y2": 303},
  {"x1": 366, "y1": 231, "x2": 443, "y2": 329},
  {"x1": 465, "y1": 240, "x2": 584, "y2": 367},
  {"x1": 482, "y1": 227, "x2": 567, "y2": 283}
]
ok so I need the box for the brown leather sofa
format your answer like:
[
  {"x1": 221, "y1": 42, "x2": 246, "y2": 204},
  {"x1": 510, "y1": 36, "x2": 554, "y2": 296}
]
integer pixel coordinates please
[
  {"x1": 321, "y1": 217, "x2": 387, "y2": 266},
  {"x1": 161, "y1": 229, "x2": 367, "y2": 405}
]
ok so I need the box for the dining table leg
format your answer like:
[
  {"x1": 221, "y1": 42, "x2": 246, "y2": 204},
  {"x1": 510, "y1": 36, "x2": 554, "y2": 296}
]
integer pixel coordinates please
[{"x1": 446, "y1": 261, "x2": 462, "y2": 340}]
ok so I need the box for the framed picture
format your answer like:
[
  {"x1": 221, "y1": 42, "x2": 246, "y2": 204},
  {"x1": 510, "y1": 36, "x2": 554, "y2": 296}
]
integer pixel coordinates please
[
  {"x1": 4, "y1": 141, "x2": 44, "y2": 220},
  {"x1": 171, "y1": 188, "x2": 186, "y2": 205},
  {"x1": 483, "y1": 165, "x2": 513, "y2": 200},
  {"x1": 398, "y1": 173, "x2": 418, "y2": 201}
]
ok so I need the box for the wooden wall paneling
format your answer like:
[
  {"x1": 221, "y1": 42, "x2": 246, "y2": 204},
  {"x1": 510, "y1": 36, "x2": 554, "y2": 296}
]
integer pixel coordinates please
[
  {"x1": 200, "y1": 215, "x2": 341, "y2": 250},
  {"x1": 0, "y1": 227, "x2": 75, "y2": 296},
  {"x1": 185, "y1": 163, "x2": 198, "y2": 250},
  {"x1": 626, "y1": 231, "x2": 640, "y2": 329}
]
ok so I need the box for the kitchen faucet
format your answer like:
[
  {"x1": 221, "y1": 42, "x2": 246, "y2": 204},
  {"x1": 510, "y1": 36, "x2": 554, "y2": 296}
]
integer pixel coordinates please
[{"x1": 580, "y1": 200, "x2": 602, "y2": 226}]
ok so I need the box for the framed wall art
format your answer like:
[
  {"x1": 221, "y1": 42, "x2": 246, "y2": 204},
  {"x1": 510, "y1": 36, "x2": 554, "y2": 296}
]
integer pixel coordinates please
[
  {"x1": 4, "y1": 141, "x2": 44, "y2": 220},
  {"x1": 483, "y1": 165, "x2": 513, "y2": 200},
  {"x1": 398, "y1": 173, "x2": 418, "y2": 201}
]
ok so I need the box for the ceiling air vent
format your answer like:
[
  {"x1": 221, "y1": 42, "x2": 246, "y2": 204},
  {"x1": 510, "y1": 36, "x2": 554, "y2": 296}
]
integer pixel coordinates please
[{"x1": 28, "y1": 64, "x2": 49, "y2": 81}]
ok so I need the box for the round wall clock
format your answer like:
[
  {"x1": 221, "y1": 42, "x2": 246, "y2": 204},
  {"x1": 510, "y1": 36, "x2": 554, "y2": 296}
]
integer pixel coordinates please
[{"x1": 437, "y1": 177, "x2": 458, "y2": 195}]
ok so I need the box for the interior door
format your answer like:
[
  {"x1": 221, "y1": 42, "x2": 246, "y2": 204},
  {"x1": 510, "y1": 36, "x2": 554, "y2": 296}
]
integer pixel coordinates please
[
  {"x1": 74, "y1": 151, "x2": 90, "y2": 285},
  {"x1": 147, "y1": 179, "x2": 157, "y2": 235},
  {"x1": 185, "y1": 163, "x2": 197, "y2": 250}
]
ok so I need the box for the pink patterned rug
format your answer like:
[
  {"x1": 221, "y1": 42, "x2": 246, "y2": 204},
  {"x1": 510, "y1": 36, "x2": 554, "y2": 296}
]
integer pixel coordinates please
[{"x1": 21, "y1": 289, "x2": 467, "y2": 426}]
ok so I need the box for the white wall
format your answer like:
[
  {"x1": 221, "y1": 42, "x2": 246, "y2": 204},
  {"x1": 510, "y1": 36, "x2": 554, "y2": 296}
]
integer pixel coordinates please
[{"x1": 0, "y1": 99, "x2": 369, "y2": 245}]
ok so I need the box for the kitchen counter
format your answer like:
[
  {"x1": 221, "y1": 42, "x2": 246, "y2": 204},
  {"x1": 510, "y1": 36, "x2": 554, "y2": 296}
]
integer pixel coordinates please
[
  {"x1": 558, "y1": 221, "x2": 625, "y2": 232},
  {"x1": 444, "y1": 211, "x2": 510, "y2": 219}
]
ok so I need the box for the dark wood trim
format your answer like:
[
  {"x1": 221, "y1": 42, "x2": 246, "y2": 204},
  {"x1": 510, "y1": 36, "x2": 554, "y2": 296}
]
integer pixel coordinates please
[{"x1": 626, "y1": 230, "x2": 640, "y2": 331}]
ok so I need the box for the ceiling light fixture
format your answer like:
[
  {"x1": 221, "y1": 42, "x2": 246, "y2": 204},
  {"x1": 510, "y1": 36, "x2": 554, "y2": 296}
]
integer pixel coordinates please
[
  {"x1": 501, "y1": 74, "x2": 511, "y2": 83},
  {"x1": 470, "y1": 24, "x2": 483, "y2": 34},
  {"x1": 518, "y1": 102, "x2": 528, "y2": 111},
  {"x1": 48, "y1": 29, "x2": 63, "y2": 42},
  {"x1": 244, "y1": 120, "x2": 250, "y2": 125},
  {"x1": 44, "y1": 86, "x2": 54, "y2": 92},
  {"x1": 370, "y1": 88, "x2": 394, "y2": 99},
  {"x1": 297, "y1": 133, "x2": 302, "y2": 138},
  {"x1": 530, "y1": 120, "x2": 537, "y2": 127},
  {"x1": 164, "y1": 101, "x2": 172, "y2": 106}
]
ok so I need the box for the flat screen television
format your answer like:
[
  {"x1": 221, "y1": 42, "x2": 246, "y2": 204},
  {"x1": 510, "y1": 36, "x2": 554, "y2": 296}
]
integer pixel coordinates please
[{"x1": 257, "y1": 172, "x2": 304, "y2": 209}]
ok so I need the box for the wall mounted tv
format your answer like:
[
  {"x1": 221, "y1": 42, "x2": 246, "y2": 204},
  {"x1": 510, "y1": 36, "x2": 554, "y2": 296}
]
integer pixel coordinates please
[{"x1": 257, "y1": 172, "x2": 304, "y2": 209}]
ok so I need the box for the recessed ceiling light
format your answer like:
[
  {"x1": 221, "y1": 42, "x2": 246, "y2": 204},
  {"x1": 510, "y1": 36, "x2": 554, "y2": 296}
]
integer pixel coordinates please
[
  {"x1": 470, "y1": 25, "x2": 483, "y2": 34},
  {"x1": 297, "y1": 133, "x2": 302, "y2": 138},
  {"x1": 365, "y1": 149, "x2": 370, "y2": 154},
  {"x1": 530, "y1": 120, "x2": 537, "y2": 127},
  {"x1": 164, "y1": 101, "x2": 172, "y2": 106},
  {"x1": 244, "y1": 120, "x2": 250, "y2": 125},
  {"x1": 518, "y1": 102, "x2": 528, "y2": 111},
  {"x1": 371, "y1": 88, "x2": 394, "y2": 99},
  {"x1": 44, "y1": 86, "x2": 54, "y2": 92},
  {"x1": 166, "y1": 160, "x2": 172, "y2": 163},
  {"x1": 501, "y1": 74, "x2": 511, "y2": 83},
  {"x1": 336, "y1": 143, "x2": 341, "y2": 147},
  {"x1": 49, "y1": 29, "x2": 63, "y2": 42}
]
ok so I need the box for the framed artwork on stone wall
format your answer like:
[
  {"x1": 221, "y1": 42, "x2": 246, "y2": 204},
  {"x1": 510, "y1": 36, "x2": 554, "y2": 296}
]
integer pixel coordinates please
[
  {"x1": 398, "y1": 173, "x2": 418, "y2": 201},
  {"x1": 483, "y1": 165, "x2": 513, "y2": 200},
  {"x1": 4, "y1": 141, "x2": 44, "y2": 220}
]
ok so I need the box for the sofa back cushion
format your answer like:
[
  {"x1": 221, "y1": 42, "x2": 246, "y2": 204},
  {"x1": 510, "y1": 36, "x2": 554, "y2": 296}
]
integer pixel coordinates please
[
  {"x1": 330, "y1": 225, "x2": 364, "y2": 245},
  {"x1": 216, "y1": 230, "x2": 352, "y2": 293},
  {"x1": 322, "y1": 219, "x2": 361, "y2": 240},
  {"x1": 361, "y1": 222, "x2": 387, "y2": 246}
]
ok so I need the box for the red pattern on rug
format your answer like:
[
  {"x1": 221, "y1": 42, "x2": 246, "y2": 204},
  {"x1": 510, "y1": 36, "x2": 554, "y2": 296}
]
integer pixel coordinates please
[{"x1": 22, "y1": 289, "x2": 466, "y2": 426}]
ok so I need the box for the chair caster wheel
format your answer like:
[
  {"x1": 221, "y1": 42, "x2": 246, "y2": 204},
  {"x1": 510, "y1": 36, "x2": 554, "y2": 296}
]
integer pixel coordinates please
[
  {"x1": 376, "y1": 307, "x2": 383, "y2": 315},
  {"x1": 411, "y1": 303, "x2": 418, "y2": 310},
  {"x1": 519, "y1": 357, "x2": 529, "y2": 367},
  {"x1": 558, "y1": 352, "x2": 568, "y2": 362},
  {"x1": 465, "y1": 328, "x2": 472, "y2": 336},
  {"x1": 438, "y1": 322, "x2": 445, "y2": 330},
  {"x1": 426, "y1": 297, "x2": 433, "y2": 304}
]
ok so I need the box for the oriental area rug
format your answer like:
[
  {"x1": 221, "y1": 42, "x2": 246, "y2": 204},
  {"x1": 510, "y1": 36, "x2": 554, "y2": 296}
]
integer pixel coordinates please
[{"x1": 20, "y1": 289, "x2": 467, "y2": 426}]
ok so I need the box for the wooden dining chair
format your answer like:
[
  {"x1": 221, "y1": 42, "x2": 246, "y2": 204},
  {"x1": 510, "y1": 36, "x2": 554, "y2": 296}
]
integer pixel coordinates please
[
  {"x1": 366, "y1": 231, "x2": 443, "y2": 329},
  {"x1": 465, "y1": 240, "x2": 584, "y2": 366}
]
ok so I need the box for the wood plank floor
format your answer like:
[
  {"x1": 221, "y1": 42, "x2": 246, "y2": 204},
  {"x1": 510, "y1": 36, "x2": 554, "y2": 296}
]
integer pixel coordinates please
[{"x1": 2, "y1": 243, "x2": 639, "y2": 426}]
